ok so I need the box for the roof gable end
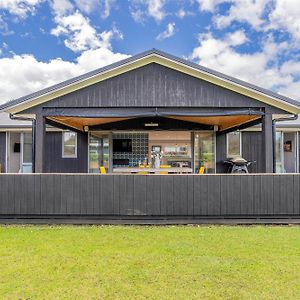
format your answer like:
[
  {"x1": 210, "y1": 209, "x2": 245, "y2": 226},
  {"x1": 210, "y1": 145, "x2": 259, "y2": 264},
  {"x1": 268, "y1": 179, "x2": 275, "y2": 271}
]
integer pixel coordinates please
[{"x1": 1, "y1": 48, "x2": 299, "y2": 114}]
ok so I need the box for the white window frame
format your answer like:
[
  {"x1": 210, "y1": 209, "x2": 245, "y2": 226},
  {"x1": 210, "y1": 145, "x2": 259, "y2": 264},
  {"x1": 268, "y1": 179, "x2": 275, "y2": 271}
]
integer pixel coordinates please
[
  {"x1": 226, "y1": 131, "x2": 242, "y2": 158},
  {"x1": 62, "y1": 131, "x2": 77, "y2": 158}
]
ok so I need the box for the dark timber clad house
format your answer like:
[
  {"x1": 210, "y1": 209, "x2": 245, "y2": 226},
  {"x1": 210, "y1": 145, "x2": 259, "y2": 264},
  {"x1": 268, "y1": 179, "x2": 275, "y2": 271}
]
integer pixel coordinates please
[{"x1": 1, "y1": 49, "x2": 300, "y2": 223}]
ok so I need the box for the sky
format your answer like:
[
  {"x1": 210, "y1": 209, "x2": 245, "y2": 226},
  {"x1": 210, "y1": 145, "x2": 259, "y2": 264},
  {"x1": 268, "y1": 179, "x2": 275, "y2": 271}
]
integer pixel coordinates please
[{"x1": 0, "y1": 0, "x2": 300, "y2": 104}]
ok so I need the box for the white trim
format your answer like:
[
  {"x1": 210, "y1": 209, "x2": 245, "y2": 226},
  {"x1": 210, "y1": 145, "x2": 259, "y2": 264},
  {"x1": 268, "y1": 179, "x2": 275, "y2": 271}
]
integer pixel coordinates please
[
  {"x1": 6, "y1": 132, "x2": 10, "y2": 173},
  {"x1": 62, "y1": 131, "x2": 78, "y2": 158},
  {"x1": 5, "y1": 132, "x2": 8, "y2": 173},
  {"x1": 20, "y1": 132, "x2": 24, "y2": 171}
]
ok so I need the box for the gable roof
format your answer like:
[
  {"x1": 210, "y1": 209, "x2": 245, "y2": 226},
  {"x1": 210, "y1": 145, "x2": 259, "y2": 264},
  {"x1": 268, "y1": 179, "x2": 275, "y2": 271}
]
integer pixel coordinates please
[{"x1": 1, "y1": 48, "x2": 300, "y2": 114}]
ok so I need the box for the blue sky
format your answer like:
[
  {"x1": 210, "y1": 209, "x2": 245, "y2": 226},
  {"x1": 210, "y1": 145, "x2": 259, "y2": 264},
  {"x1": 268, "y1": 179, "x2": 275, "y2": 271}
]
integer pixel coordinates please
[{"x1": 0, "y1": 0, "x2": 300, "y2": 103}]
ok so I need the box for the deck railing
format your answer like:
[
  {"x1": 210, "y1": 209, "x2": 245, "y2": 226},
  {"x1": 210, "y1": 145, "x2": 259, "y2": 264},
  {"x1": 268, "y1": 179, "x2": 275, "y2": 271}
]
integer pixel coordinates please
[{"x1": 0, "y1": 174, "x2": 299, "y2": 217}]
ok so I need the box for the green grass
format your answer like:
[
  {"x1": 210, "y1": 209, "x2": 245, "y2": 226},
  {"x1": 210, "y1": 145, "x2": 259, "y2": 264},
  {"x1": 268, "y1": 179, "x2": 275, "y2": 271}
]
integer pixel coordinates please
[{"x1": 1, "y1": 226, "x2": 300, "y2": 299}]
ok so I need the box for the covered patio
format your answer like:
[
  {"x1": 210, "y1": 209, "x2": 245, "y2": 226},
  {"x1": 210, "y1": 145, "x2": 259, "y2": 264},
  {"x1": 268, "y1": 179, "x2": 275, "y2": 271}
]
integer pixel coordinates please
[{"x1": 41, "y1": 107, "x2": 266, "y2": 174}]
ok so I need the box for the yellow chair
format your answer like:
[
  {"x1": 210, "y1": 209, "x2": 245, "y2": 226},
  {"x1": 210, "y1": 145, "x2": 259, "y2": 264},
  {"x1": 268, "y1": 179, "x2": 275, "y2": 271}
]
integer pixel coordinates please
[
  {"x1": 160, "y1": 165, "x2": 171, "y2": 174},
  {"x1": 198, "y1": 166, "x2": 205, "y2": 174},
  {"x1": 100, "y1": 166, "x2": 107, "y2": 174},
  {"x1": 138, "y1": 165, "x2": 149, "y2": 174}
]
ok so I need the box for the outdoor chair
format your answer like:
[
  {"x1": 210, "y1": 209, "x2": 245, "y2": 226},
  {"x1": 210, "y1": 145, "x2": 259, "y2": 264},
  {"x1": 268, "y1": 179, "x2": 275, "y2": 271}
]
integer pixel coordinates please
[
  {"x1": 100, "y1": 166, "x2": 107, "y2": 174},
  {"x1": 198, "y1": 167, "x2": 205, "y2": 174},
  {"x1": 160, "y1": 165, "x2": 171, "y2": 174}
]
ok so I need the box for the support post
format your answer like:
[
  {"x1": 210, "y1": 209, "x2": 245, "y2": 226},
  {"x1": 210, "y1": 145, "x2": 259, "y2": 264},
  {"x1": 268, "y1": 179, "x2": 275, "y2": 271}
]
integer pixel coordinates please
[
  {"x1": 35, "y1": 114, "x2": 46, "y2": 173},
  {"x1": 262, "y1": 113, "x2": 274, "y2": 173}
]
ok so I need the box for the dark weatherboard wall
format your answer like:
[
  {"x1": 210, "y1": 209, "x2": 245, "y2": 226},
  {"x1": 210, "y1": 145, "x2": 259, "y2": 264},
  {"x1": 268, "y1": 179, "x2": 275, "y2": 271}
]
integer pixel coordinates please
[
  {"x1": 242, "y1": 131, "x2": 264, "y2": 173},
  {"x1": 0, "y1": 174, "x2": 299, "y2": 217},
  {"x1": 45, "y1": 132, "x2": 88, "y2": 173},
  {"x1": 22, "y1": 63, "x2": 286, "y2": 113},
  {"x1": 0, "y1": 133, "x2": 6, "y2": 173},
  {"x1": 216, "y1": 131, "x2": 265, "y2": 173}
]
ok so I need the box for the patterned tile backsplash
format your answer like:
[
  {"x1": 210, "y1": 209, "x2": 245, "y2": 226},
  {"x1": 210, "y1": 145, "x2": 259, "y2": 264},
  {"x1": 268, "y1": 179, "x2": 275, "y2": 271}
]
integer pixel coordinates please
[{"x1": 113, "y1": 132, "x2": 149, "y2": 167}]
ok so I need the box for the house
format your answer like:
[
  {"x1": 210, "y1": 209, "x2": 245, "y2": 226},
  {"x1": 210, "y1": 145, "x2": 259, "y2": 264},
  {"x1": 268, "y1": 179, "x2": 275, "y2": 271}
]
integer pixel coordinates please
[{"x1": 0, "y1": 49, "x2": 300, "y2": 175}]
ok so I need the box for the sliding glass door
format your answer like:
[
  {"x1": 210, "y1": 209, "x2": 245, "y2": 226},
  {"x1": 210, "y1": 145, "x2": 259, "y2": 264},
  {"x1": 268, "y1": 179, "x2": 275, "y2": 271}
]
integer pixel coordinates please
[
  {"x1": 194, "y1": 132, "x2": 215, "y2": 173},
  {"x1": 89, "y1": 132, "x2": 110, "y2": 173}
]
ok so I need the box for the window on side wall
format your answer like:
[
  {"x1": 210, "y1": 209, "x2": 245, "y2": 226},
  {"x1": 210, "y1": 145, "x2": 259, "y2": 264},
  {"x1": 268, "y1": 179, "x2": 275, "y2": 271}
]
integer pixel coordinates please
[
  {"x1": 62, "y1": 131, "x2": 77, "y2": 158},
  {"x1": 227, "y1": 131, "x2": 241, "y2": 158}
]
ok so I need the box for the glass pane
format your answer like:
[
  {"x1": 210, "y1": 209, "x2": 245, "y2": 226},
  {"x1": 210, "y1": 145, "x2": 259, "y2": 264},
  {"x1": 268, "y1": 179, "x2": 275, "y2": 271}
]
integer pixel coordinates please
[
  {"x1": 64, "y1": 145, "x2": 76, "y2": 157},
  {"x1": 275, "y1": 132, "x2": 284, "y2": 173},
  {"x1": 89, "y1": 132, "x2": 110, "y2": 173},
  {"x1": 227, "y1": 132, "x2": 241, "y2": 157},
  {"x1": 63, "y1": 132, "x2": 77, "y2": 157},
  {"x1": 148, "y1": 131, "x2": 192, "y2": 168},
  {"x1": 23, "y1": 133, "x2": 32, "y2": 163},
  {"x1": 194, "y1": 132, "x2": 215, "y2": 173}
]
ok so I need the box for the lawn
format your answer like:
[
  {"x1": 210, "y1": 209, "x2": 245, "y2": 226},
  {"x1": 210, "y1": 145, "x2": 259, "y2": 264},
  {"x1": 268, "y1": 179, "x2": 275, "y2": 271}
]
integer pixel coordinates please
[{"x1": 1, "y1": 226, "x2": 300, "y2": 299}]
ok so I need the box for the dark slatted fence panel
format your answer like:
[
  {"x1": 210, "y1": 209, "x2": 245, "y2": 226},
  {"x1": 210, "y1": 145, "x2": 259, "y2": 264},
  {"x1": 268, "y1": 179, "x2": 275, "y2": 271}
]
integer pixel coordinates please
[{"x1": 0, "y1": 174, "x2": 300, "y2": 217}]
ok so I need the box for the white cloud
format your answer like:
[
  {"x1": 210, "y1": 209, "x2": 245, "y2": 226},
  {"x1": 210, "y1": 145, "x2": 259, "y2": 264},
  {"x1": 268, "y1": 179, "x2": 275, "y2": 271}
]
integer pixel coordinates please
[
  {"x1": 190, "y1": 31, "x2": 300, "y2": 99},
  {"x1": 0, "y1": 15, "x2": 13, "y2": 35},
  {"x1": 176, "y1": 8, "x2": 194, "y2": 19},
  {"x1": 196, "y1": 0, "x2": 300, "y2": 42},
  {"x1": 131, "y1": 8, "x2": 144, "y2": 23},
  {"x1": 269, "y1": 0, "x2": 300, "y2": 41},
  {"x1": 0, "y1": 48, "x2": 129, "y2": 103},
  {"x1": 50, "y1": 0, "x2": 73, "y2": 16},
  {"x1": 196, "y1": 0, "x2": 229, "y2": 12},
  {"x1": 130, "y1": 0, "x2": 166, "y2": 23},
  {"x1": 100, "y1": 0, "x2": 115, "y2": 19},
  {"x1": 196, "y1": 0, "x2": 268, "y2": 30},
  {"x1": 278, "y1": 81, "x2": 300, "y2": 100},
  {"x1": 213, "y1": 0, "x2": 269, "y2": 30},
  {"x1": 50, "y1": 0, "x2": 122, "y2": 53},
  {"x1": 74, "y1": 0, "x2": 98, "y2": 14},
  {"x1": 0, "y1": 0, "x2": 43, "y2": 18},
  {"x1": 156, "y1": 22, "x2": 175, "y2": 40},
  {"x1": 147, "y1": 0, "x2": 165, "y2": 21},
  {"x1": 73, "y1": 0, "x2": 115, "y2": 18}
]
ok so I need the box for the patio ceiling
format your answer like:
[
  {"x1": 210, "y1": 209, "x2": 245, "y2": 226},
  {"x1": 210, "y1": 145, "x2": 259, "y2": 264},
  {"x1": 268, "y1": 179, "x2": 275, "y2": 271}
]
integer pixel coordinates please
[
  {"x1": 47, "y1": 115, "x2": 261, "y2": 132},
  {"x1": 169, "y1": 115, "x2": 261, "y2": 131}
]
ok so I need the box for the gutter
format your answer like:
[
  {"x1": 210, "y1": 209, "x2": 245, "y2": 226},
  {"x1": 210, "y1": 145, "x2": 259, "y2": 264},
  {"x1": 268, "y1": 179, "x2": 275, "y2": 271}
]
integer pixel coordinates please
[
  {"x1": 272, "y1": 114, "x2": 298, "y2": 173},
  {"x1": 9, "y1": 114, "x2": 36, "y2": 173}
]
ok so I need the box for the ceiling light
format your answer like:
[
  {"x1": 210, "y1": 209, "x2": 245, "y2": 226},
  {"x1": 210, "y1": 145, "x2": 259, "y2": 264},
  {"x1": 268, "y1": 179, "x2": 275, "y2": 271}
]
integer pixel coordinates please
[{"x1": 144, "y1": 123, "x2": 159, "y2": 127}]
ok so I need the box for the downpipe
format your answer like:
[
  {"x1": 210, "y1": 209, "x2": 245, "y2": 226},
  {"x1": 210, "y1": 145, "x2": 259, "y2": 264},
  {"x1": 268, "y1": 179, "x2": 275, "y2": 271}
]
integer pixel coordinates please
[
  {"x1": 272, "y1": 114, "x2": 298, "y2": 173},
  {"x1": 9, "y1": 114, "x2": 36, "y2": 173}
]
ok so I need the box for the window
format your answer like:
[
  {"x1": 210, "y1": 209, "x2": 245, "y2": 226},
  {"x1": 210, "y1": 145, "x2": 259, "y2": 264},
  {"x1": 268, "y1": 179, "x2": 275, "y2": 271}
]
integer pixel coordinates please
[
  {"x1": 275, "y1": 132, "x2": 284, "y2": 173},
  {"x1": 23, "y1": 133, "x2": 32, "y2": 164},
  {"x1": 227, "y1": 131, "x2": 241, "y2": 157},
  {"x1": 62, "y1": 131, "x2": 77, "y2": 158}
]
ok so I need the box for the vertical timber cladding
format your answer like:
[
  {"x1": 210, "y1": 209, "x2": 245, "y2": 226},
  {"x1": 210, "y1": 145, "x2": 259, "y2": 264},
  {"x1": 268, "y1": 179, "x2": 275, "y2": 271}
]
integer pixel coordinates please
[
  {"x1": 0, "y1": 133, "x2": 6, "y2": 173},
  {"x1": 242, "y1": 131, "x2": 264, "y2": 173},
  {"x1": 44, "y1": 131, "x2": 88, "y2": 173},
  {"x1": 40, "y1": 63, "x2": 286, "y2": 111},
  {"x1": 0, "y1": 174, "x2": 300, "y2": 217}
]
